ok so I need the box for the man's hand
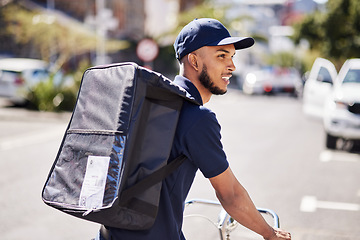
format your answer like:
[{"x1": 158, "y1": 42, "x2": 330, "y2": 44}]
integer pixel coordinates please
[
  {"x1": 265, "y1": 228, "x2": 291, "y2": 240},
  {"x1": 209, "y1": 168, "x2": 291, "y2": 240}
]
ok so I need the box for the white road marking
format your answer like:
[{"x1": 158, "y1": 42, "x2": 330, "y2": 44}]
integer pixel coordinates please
[
  {"x1": 300, "y1": 195, "x2": 360, "y2": 212},
  {"x1": 0, "y1": 125, "x2": 65, "y2": 151},
  {"x1": 320, "y1": 150, "x2": 360, "y2": 162}
]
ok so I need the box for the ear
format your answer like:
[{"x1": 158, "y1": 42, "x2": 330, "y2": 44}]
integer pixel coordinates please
[{"x1": 188, "y1": 53, "x2": 199, "y2": 71}]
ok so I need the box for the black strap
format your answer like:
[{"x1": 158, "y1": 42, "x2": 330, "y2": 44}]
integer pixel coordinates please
[
  {"x1": 119, "y1": 154, "x2": 187, "y2": 204},
  {"x1": 125, "y1": 197, "x2": 158, "y2": 218}
]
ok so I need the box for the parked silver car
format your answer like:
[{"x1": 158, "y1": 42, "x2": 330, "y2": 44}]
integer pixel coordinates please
[
  {"x1": 0, "y1": 58, "x2": 49, "y2": 104},
  {"x1": 242, "y1": 66, "x2": 303, "y2": 97}
]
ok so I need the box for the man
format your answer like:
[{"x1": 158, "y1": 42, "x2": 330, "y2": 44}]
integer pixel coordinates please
[{"x1": 97, "y1": 18, "x2": 291, "y2": 240}]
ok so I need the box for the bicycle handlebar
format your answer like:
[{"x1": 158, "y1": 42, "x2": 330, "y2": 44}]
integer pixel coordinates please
[
  {"x1": 256, "y1": 207, "x2": 280, "y2": 229},
  {"x1": 185, "y1": 199, "x2": 280, "y2": 228}
]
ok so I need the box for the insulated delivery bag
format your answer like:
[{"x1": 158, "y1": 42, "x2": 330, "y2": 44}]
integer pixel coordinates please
[{"x1": 42, "y1": 62, "x2": 198, "y2": 230}]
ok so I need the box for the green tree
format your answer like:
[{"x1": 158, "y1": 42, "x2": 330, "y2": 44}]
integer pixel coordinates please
[
  {"x1": 0, "y1": 2, "x2": 130, "y2": 111},
  {"x1": 266, "y1": 52, "x2": 297, "y2": 67},
  {"x1": 293, "y1": 0, "x2": 360, "y2": 68},
  {"x1": 160, "y1": 0, "x2": 256, "y2": 44},
  {"x1": 0, "y1": 2, "x2": 129, "y2": 72}
]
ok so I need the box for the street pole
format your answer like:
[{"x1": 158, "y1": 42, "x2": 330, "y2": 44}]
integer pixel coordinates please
[
  {"x1": 47, "y1": 0, "x2": 55, "y2": 9},
  {"x1": 85, "y1": 0, "x2": 118, "y2": 65},
  {"x1": 96, "y1": 0, "x2": 106, "y2": 65},
  {"x1": 47, "y1": 0, "x2": 55, "y2": 66}
]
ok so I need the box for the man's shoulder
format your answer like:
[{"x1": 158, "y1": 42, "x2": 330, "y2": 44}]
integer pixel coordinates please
[
  {"x1": 178, "y1": 101, "x2": 219, "y2": 134},
  {"x1": 182, "y1": 100, "x2": 214, "y2": 118}
]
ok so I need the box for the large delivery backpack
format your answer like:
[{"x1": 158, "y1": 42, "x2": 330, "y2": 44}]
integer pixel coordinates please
[{"x1": 41, "y1": 62, "x2": 198, "y2": 230}]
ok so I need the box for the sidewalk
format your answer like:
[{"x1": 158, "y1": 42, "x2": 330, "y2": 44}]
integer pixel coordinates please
[{"x1": 0, "y1": 98, "x2": 71, "y2": 122}]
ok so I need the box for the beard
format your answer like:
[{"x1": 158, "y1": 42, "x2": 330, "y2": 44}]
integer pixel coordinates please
[{"x1": 199, "y1": 65, "x2": 227, "y2": 95}]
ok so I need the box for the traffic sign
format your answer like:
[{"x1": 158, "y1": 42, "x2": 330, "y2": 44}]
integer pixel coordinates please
[{"x1": 136, "y1": 38, "x2": 159, "y2": 62}]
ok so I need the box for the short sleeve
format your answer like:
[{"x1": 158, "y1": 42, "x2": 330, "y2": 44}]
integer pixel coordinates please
[{"x1": 183, "y1": 109, "x2": 229, "y2": 178}]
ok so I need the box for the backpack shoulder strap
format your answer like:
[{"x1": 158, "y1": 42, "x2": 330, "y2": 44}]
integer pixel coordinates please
[{"x1": 119, "y1": 154, "x2": 187, "y2": 204}]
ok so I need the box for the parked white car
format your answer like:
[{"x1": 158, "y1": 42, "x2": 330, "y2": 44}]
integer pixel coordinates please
[
  {"x1": 323, "y1": 59, "x2": 360, "y2": 149},
  {"x1": 302, "y1": 58, "x2": 337, "y2": 118},
  {"x1": 0, "y1": 58, "x2": 49, "y2": 104},
  {"x1": 303, "y1": 58, "x2": 360, "y2": 150},
  {"x1": 242, "y1": 66, "x2": 303, "y2": 97}
]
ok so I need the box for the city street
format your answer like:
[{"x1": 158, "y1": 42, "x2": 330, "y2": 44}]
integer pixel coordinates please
[{"x1": 0, "y1": 88, "x2": 359, "y2": 240}]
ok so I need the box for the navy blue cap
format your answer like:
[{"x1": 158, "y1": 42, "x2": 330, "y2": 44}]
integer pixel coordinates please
[{"x1": 174, "y1": 18, "x2": 255, "y2": 60}]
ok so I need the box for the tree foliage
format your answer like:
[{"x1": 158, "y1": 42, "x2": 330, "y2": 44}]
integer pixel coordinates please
[
  {"x1": 0, "y1": 2, "x2": 129, "y2": 72},
  {"x1": 266, "y1": 52, "x2": 297, "y2": 68},
  {"x1": 293, "y1": 0, "x2": 360, "y2": 67},
  {"x1": 161, "y1": 0, "x2": 255, "y2": 44},
  {"x1": 0, "y1": 2, "x2": 130, "y2": 111}
]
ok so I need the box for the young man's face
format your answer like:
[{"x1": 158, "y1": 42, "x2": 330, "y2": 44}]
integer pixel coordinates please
[{"x1": 196, "y1": 44, "x2": 236, "y2": 95}]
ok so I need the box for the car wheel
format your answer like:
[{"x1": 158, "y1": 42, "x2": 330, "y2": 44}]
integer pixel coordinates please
[
  {"x1": 325, "y1": 133, "x2": 337, "y2": 149},
  {"x1": 350, "y1": 139, "x2": 360, "y2": 153}
]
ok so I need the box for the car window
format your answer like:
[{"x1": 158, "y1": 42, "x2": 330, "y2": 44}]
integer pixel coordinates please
[
  {"x1": 0, "y1": 70, "x2": 20, "y2": 82},
  {"x1": 23, "y1": 69, "x2": 49, "y2": 83},
  {"x1": 342, "y1": 69, "x2": 360, "y2": 84},
  {"x1": 316, "y1": 67, "x2": 333, "y2": 83},
  {"x1": 1, "y1": 70, "x2": 21, "y2": 74},
  {"x1": 32, "y1": 69, "x2": 49, "y2": 79}
]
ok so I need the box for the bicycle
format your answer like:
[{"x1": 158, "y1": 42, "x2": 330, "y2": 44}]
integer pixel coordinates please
[{"x1": 184, "y1": 199, "x2": 280, "y2": 240}]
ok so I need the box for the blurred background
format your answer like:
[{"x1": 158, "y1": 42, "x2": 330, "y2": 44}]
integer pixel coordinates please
[
  {"x1": 1, "y1": 0, "x2": 359, "y2": 111},
  {"x1": 1, "y1": 0, "x2": 360, "y2": 239}
]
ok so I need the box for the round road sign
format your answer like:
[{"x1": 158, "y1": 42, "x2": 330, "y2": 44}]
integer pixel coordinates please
[{"x1": 136, "y1": 39, "x2": 159, "y2": 62}]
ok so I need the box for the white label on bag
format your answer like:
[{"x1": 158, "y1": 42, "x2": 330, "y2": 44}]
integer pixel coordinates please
[{"x1": 79, "y1": 155, "x2": 110, "y2": 209}]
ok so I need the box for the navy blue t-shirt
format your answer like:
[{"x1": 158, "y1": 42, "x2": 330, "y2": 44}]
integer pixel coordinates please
[{"x1": 108, "y1": 76, "x2": 229, "y2": 239}]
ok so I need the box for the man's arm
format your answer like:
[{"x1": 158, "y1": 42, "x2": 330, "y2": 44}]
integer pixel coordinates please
[{"x1": 209, "y1": 167, "x2": 291, "y2": 240}]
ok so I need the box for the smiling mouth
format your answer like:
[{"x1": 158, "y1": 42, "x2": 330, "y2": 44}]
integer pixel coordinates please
[{"x1": 222, "y1": 75, "x2": 232, "y2": 83}]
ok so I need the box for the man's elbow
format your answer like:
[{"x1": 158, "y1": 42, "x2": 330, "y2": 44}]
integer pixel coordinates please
[
  {"x1": 216, "y1": 189, "x2": 238, "y2": 207},
  {"x1": 215, "y1": 184, "x2": 249, "y2": 210}
]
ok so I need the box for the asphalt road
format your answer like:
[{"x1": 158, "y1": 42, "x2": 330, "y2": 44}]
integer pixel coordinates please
[{"x1": 0, "y1": 89, "x2": 359, "y2": 240}]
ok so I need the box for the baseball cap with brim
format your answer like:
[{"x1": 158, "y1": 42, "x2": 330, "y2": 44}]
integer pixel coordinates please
[{"x1": 174, "y1": 18, "x2": 255, "y2": 60}]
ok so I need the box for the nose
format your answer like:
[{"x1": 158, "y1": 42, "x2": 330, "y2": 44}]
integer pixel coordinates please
[{"x1": 228, "y1": 59, "x2": 236, "y2": 72}]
